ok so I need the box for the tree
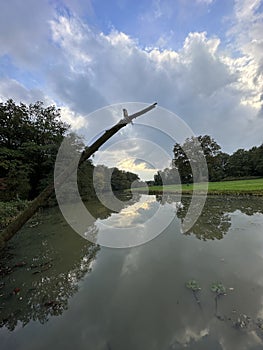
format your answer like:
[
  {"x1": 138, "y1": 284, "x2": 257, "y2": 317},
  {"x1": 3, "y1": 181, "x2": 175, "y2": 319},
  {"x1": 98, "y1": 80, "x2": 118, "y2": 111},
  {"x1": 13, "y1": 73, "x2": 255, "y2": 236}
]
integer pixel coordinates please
[
  {"x1": 78, "y1": 159, "x2": 96, "y2": 201},
  {"x1": 151, "y1": 135, "x2": 227, "y2": 185},
  {"x1": 153, "y1": 167, "x2": 179, "y2": 186},
  {"x1": 224, "y1": 144, "x2": 263, "y2": 179},
  {"x1": 93, "y1": 165, "x2": 139, "y2": 192},
  {"x1": 171, "y1": 135, "x2": 224, "y2": 183},
  {"x1": 249, "y1": 144, "x2": 263, "y2": 176},
  {"x1": 211, "y1": 152, "x2": 230, "y2": 181},
  {"x1": 197, "y1": 135, "x2": 223, "y2": 181},
  {"x1": 0, "y1": 99, "x2": 69, "y2": 201},
  {"x1": 225, "y1": 149, "x2": 251, "y2": 178},
  {"x1": 154, "y1": 171, "x2": 163, "y2": 186},
  {"x1": 172, "y1": 141, "x2": 192, "y2": 184},
  {"x1": 152, "y1": 135, "x2": 262, "y2": 186}
]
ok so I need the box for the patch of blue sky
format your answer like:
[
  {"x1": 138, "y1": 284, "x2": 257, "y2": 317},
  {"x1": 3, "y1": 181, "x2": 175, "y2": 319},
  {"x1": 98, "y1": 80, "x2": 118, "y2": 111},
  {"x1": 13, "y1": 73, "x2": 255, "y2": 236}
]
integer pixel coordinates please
[
  {"x1": 0, "y1": 55, "x2": 44, "y2": 90},
  {"x1": 86, "y1": 0, "x2": 146, "y2": 35},
  {"x1": 173, "y1": 0, "x2": 235, "y2": 44},
  {"x1": 255, "y1": 0, "x2": 263, "y2": 14},
  {"x1": 84, "y1": 0, "x2": 235, "y2": 50}
]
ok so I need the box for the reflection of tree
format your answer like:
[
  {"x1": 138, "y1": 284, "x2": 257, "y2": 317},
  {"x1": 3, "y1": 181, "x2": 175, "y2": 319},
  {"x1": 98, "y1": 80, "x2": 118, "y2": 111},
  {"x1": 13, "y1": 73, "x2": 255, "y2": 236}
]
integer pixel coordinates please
[
  {"x1": 0, "y1": 193, "x2": 138, "y2": 331},
  {"x1": 177, "y1": 197, "x2": 231, "y2": 240},
  {"x1": 0, "y1": 219, "x2": 99, "y2": 330},
  {"x1": 157, "y1": 195, "x2": 263, "y2": 241}
]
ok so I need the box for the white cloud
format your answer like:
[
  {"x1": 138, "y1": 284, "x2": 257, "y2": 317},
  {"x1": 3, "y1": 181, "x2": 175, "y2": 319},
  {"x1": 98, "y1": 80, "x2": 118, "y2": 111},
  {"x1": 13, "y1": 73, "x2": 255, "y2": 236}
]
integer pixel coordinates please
[
  {"x1": 93, "y1": 135, "x2": 171, "y2": 180},
  {"x1": 59, "y1": 106, "x2": 87, "y2": 130},
  {"x1": 0, "y1": 0, "x2": 56, "y2": 67},
  {"x1": 0, "y1": 0, "x2": 262, "y2": 164},
  {"x1": 0, "y1": 78, "x2": 51, "y2": 105},
  {"x1": 117, "y1": 158, "x2": 158, "y2": 180},
  {"x1": 226, "y1": 0, "x2": 263, "y2": 111}
]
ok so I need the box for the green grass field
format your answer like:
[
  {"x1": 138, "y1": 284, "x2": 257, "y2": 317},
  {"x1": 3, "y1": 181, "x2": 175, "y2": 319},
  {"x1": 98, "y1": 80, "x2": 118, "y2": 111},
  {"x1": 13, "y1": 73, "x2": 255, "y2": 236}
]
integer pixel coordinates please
[{"x1": 134, "y1": 178, "x2": 263, "y2": 196}]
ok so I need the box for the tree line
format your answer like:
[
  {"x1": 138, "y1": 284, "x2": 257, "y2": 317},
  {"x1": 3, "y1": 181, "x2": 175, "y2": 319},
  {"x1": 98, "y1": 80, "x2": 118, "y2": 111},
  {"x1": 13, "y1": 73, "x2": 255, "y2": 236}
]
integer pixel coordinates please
[
  {"x1": 153, "y1": 135, "x2": 263, "y2": 185},
  {"x1": 0, "y1": 99, "x2": 139, "y2": 202}
]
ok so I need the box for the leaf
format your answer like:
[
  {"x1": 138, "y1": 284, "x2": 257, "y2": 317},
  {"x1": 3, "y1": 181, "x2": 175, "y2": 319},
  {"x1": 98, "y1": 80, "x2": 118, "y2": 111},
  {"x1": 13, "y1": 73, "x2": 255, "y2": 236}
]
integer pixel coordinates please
[
  {"x1": 186, "y1": 279, "x2": 201, "y2": 292},
  {"x1": 210, "y1": 282, "x2": 226, "y2": 295}
]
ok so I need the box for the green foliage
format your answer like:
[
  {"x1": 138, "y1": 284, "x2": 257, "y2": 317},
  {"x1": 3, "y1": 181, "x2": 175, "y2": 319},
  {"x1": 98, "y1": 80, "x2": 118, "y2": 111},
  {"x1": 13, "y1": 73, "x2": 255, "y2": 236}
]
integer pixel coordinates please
[
  {"x1": 0, "y1": 99, "x2": 140, "y2": 204},
  {"x1": 92, "y1": 165, "x2": 139, "y2": 194},
  {"x1": 171, "y1": 135, "x2": 222, "y2": 184},
  {"x1": 186, "y1": 279, "x2": 201, "y2": 291},
  {"x1": 211, "y1": 282, "x2": 226, "y2": 296},
  {"x1": 78, "y1": 159, "x2": 96, "y2": 201},
  {"x1": 225, "y1": 145, "x2": 263, "y2": 178},
  {"x1": 111, "y1": 168, "x2": 139, "y2": 191},
  {"x1": 0, "y1": 200, "x2": 29, "y2": 230},
  {"x1": 153, "y1": 134, "x2": 263, "y2": 185},
  {"x1": 154, "y1": 167, "x2": 179, "y2": 186},
  {"x1": 0, "y1": 99, "x2": 70, "y2": 201},
  {"x1": 153, "y1": 171, "x2": 163, "y2": 186}
]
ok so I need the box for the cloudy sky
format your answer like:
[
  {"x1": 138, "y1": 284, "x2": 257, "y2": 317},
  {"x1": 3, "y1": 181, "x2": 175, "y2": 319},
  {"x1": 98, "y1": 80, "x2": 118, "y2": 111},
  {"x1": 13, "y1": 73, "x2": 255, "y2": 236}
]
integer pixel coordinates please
[{"x1": 0, "y1": 0, "x2": 263, "y2": 180}]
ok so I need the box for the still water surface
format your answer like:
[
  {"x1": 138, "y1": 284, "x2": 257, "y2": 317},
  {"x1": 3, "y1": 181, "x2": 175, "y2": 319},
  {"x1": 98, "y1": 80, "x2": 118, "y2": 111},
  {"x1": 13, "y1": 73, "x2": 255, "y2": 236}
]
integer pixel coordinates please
[{"x1": 1, "y1": 194, "x2": 263, "y2": 350}]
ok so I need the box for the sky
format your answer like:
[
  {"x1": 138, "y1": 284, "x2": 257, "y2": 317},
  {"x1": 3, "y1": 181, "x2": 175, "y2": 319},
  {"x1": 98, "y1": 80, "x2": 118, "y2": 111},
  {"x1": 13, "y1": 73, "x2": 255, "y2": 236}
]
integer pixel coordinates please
[{"x1": 0, "y1": 0, "x2": 263, "y2": 180}]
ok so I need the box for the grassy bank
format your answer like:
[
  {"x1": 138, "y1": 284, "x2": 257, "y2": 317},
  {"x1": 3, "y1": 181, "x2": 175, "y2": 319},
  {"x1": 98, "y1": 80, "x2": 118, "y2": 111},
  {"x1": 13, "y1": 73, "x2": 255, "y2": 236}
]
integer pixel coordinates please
[
  {"x1": 0, "y1": 201, "x2": 29, "y2": 231},
  {"x1": 133, "y1": 178, "x2": 263, "y2": 196}
]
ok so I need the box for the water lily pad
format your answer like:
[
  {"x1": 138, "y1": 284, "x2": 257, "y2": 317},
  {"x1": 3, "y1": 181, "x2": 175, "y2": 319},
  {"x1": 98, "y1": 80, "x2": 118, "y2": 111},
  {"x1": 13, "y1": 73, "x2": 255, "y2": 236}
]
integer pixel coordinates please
[
  {"x1": 211, "y1": 282, "x2": 226, "y2": 295},
  {"x1": 186, "y1": 280, "x2": 201, "y2": 291}
]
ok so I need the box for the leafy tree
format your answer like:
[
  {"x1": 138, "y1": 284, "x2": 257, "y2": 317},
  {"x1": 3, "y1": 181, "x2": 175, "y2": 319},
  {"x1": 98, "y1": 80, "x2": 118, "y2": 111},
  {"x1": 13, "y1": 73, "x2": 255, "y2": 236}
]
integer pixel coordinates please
[
  {"x1": 172, "y1": 141, "x2": 192, "y2": 184},
  {"x1": 210, "y1": 152, "x2": 230, "y2": 181},
  {"x1": 225, "y1": 149, "x2": 252, "y2": 178},
  {"x1": 154, "y1": 171, "x2": 163, "y2": 186},
  {"x1": 224, "y1": 144, "x2": 263, "y2": 179},
  {"x1": 171, "y1": 135, "x2": 221, "y2": 183},
  {"x1": 197, "y1": 135, "x2": 222, "y2": 181},
  {"x1": 111, "y1": 167, "x2": 139, "y2": 191},
  {"x1": 92, "y1": 165, "x2": 111, "y2": 193},
  {"x1": 153, "y1": 168, "x2": 179, "y2": 185},
  {"x1": 152, "y1": 135, "x2": 263, "y2": 185},
  {"x1": 78, "y1": 159, "x2": 96, "y2": 201},
  {"x1": 86, "y1": 164, "x2": 139, "y2": 195},
  {"x1": 0, "y1": 99, "x2": 69, "y2": 201},
  {"x1": 249, "y1": 144, "x2": 263, "y2": 176}
]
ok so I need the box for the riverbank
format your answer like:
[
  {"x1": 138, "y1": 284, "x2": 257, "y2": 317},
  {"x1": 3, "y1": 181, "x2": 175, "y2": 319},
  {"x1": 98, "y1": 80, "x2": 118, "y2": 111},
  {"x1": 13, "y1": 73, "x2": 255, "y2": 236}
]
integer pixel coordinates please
[
  {"x1": 0, "y1": 200, "x2": 30, "y2": 231},
  {"x1": 2, "y1": 179, "x2": 262, "y2": 232},
  {"x1": 132, "y1": 178, "x2": 263, "y2": 196}
]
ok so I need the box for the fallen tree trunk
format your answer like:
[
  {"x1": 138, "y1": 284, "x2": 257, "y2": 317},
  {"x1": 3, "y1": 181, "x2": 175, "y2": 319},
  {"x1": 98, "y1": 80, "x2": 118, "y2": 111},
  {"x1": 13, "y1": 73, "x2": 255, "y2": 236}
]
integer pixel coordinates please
[{"x1": 0, "y1": 103, "x2": 157, "y2": 249}]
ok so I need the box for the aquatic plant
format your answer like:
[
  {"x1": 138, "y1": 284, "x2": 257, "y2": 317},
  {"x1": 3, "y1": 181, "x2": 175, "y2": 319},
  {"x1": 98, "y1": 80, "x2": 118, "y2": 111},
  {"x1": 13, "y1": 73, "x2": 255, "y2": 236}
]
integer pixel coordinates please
[
  {"x1": 211, "y1": 282, "x2": 226, "y2": 317},
  {"x1": 210, "y1": 282, "x2": 226, "y2": 296},
  {"x1": 186, "y1": 279, "x2": 201, "y2": 305},
  {"x1": 186, "y1": 279, "x2": 201, "y2": 292}
]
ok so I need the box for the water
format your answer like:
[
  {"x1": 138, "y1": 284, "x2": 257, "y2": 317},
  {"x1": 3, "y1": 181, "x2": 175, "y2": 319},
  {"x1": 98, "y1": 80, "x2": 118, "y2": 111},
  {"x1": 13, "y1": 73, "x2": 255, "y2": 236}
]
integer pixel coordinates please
[{"x1": 1, "y1": 194, "x2": 263, "y2": 349}]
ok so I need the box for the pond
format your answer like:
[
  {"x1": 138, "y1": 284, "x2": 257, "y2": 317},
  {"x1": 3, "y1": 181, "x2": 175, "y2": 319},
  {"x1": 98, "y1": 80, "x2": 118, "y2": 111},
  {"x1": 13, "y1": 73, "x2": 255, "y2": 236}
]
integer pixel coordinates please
[{"x1": 1, "y1": 194, "x2": 263, "y2": 349}]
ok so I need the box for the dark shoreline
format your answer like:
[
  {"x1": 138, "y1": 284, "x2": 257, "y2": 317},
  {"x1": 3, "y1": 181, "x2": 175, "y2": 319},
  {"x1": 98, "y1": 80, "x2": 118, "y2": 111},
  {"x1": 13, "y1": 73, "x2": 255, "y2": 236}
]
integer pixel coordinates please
[{"x1": 131, "y1": 190, "x2": 263, "y2": 197}]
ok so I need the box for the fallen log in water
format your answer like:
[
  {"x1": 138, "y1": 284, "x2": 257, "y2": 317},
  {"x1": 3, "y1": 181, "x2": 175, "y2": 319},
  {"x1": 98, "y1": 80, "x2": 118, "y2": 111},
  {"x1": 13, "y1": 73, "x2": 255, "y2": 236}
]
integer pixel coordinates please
[{"x1": 0, "y1": 103, "x2": 157, "y2": 249}]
